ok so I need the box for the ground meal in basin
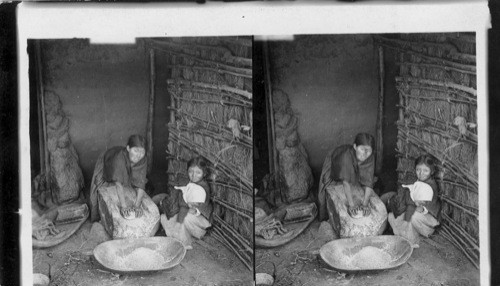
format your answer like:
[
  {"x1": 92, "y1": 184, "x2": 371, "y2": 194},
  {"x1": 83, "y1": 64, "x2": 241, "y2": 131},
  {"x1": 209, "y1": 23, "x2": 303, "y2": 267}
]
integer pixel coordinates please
[
  {"x1": 342, "y1": 246, "x2": 394, "y2": 269},
  {"x1": 113, "y1": 247, "x2": 175, "y2": 270}
]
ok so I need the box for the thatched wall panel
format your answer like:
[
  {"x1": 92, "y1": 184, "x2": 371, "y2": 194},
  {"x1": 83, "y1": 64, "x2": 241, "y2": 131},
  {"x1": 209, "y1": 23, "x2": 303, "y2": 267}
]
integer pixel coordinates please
[
  {"x1": 450, "y1": 71, "x2": 472, "y2": 87},
  {"x1": 386, "y1": 33, "x2": 478, "y2": 267},
  {"x1": 182, "y1": 67, "x2": 195, "y2": 80},
  {"x1": 153, "y1": 37, "x2": 253, "y2": 269}
]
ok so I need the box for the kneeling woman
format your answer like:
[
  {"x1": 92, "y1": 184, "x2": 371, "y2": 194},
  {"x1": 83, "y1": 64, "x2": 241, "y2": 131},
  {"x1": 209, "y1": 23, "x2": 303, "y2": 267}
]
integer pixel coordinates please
[
  {"x1": 385, "y1": 154, "x2": 441, "y2": 247},
  {"x1": 160, "y1": 157, "x2": 213, "y2": 249},
  {"x1": 318, "y1": 133, "x2": 387, "y2": 238},
  {"x1": 89, "y1": 135, "x2": 148, "y2": 222}
]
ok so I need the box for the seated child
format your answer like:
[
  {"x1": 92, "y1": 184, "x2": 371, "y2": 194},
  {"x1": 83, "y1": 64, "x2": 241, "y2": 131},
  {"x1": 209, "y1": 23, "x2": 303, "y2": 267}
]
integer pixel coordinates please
[
  {"x1": 159, "y1": 157, "x2": 213, "y2": 249},
  {"x1": 385, "y1": 154, "x2": 441, "y2": 247},
  {"x1": 175, "y1": 182, "x2": 207, "y2": 221}
]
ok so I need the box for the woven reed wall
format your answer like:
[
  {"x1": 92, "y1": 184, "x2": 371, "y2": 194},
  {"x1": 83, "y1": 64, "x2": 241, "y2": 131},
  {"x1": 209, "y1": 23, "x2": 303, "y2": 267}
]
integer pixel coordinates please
[
  {"x1": 376, "y1": 33, "x2": 479, "y2": 268},
  {"x1": 149, "y1": 37, "x2": 253, "y2": 269}
]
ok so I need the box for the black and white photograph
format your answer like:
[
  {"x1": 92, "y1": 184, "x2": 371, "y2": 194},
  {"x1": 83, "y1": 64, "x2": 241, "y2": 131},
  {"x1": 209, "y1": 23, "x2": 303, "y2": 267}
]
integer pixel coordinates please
[
  {"x1": 27, "y1": 37, "x2": 253, "y2": 285},
  {"x1": 254, "y1": 33, "x2": 481, "y2": 286},
  {"x1": 8, "y1": 2, "x2": 492, "y2": 286}
]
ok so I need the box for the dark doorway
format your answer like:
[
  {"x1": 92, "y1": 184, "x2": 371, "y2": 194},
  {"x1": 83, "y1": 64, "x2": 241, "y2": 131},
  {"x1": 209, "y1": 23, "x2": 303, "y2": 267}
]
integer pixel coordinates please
[
  {"x1": 378, "y1": 43, "x2": 400, "y2": 196},
  {"x1": 253, "y1": 41, "x2": 270, "y2": 186},
  {"x1": 28, "y1": 41, "x2": 43, "y2": 180}
]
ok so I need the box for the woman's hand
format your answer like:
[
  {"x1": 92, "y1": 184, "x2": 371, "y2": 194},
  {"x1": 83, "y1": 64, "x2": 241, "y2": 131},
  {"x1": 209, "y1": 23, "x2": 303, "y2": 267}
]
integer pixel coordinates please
[
  {"x1": 133, "y1": 206, "x2": 144, "y2": 218},
  {"x1": 416, "y1": 206, "x2": 425, "y2": 213},
  {"x1": 135, "y1": 188, "x2": 145, "y2": 204},
  {"x1": 360, "y1": 187, "x2": 374, "y2": 216},
  {"x1": 188, "y1": 208, "x2": 197, "y2": 215},
  {"x1": 348, "y1": 205, "x2": 359, "y2": 217},
  {"x1": 116, "y1": 182, "x2": 131, "y2": 215},
  {"x1": 129, "y1": 188, "x2": 145, "y2": 218},
  {"x1": 360, "y1": 204, "x2": 371, "y2": 216},
  {"x1": 362, "y1": 187, "x2": 374, "y2": 205},
  {"x1": 120, "y1": 206, "x2": 133, "y2": 218},
  {"x1": 344, "y1": 181, "x2": 357, "y2": 214},
  {"x1": 133, "y1": 188, "x2": 146, "y2": 217}
]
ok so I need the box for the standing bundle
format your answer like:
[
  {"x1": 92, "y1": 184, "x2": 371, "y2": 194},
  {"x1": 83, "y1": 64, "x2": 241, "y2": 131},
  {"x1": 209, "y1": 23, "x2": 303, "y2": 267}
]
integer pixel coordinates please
[{"x1": 34, "y1": 91, "x2": 84, "y2": 207}]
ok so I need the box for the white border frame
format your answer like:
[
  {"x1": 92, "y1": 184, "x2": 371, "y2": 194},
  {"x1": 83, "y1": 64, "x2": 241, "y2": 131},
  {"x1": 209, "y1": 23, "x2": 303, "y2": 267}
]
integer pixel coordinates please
[{"x1": 18, "y1": 2, "x2": 491, "y2": 285}]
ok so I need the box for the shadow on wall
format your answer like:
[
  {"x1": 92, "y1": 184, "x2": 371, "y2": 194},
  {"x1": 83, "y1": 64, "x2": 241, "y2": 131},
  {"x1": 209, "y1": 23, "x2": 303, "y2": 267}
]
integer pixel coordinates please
[
  {"x1": 33, "y1": 39, "x2": 151, "y2": 191},
  {"x1": 267, "y1": 35, "x2": 379, "y2": 187}
]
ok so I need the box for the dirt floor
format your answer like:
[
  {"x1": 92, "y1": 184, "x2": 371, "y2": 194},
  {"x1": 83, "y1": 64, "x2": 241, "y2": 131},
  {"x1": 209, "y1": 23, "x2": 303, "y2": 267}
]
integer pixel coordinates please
[
  {"x1": 256, "y1": 220, "x2": 479, "y2": 286},
  {"x1": 33, "y1": 221, "x2": 253, "y2": 286}
]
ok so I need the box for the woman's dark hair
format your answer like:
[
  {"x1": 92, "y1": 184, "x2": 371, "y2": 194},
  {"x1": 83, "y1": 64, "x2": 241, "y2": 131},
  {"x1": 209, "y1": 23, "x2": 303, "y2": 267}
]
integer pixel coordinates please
[
  {"x1": 127, "y1": 134, "x2": 147, "y2": 150},
  {"x1": 187, "y1": 156, "x2": 209, "y2": 178},
  {"x1": 415, "y1": 154, "x2": 438, "y2": 176},
  {"x1": 354, "y1": 133, "x2": 375, "y2": 150}
]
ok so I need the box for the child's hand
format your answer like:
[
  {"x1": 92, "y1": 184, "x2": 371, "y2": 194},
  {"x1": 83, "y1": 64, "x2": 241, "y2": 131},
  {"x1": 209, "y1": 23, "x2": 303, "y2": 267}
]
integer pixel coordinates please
[
  {"x1": 416, "y1": 206, "x2": 424, "y2": 213},
  {"x1": 174, "y1": 185, "x2": 187, "y2": 192},
  {"x1": 188, "y1": 202, "x2": 202, "y2": 208}
]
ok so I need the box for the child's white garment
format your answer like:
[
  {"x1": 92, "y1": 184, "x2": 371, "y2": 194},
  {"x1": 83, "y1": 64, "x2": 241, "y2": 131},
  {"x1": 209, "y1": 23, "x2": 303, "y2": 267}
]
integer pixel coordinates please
[
  {"x1": 175, "y1": 183, "x2": 206, "y2": 204},
  {"x1": 402, "y1": 181, "x2": 433, "y2": 202}
]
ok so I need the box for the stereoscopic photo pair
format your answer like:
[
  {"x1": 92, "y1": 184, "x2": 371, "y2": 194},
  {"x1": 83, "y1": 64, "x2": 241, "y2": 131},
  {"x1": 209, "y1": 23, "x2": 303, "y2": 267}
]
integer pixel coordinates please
[{"x1": 15, "y1": 3, "x2": 492, "y2": 286}]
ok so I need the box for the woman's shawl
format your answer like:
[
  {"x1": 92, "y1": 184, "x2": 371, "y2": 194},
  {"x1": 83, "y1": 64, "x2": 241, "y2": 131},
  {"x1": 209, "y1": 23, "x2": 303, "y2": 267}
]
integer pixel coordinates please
[
  {"x1": 102, "y1": 146, "x2": 147, "y2": 190},
  {"x1": 317, "y1": 145, "x2": 375, "y2": 221},
  {"x1": 330, "y1": 145, "x2": 375, "y2": 188},
  {"x1": 89, "y1": 146, "x2": 147, "y2": 222}
]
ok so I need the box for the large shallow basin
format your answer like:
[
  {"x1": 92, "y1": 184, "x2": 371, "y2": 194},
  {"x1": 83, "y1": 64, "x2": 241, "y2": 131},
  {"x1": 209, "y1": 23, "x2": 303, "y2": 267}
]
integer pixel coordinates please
[
  {"x1": 320, "y1": 235, "x2": 413, "y2": 271},
  {"x1": 93, "y1": 237, "x2": 186, "y2": 273}
]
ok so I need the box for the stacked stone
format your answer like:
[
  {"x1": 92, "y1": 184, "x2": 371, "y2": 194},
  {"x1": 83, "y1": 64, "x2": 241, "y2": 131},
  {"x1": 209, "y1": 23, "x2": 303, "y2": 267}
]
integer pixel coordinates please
[
  {"x1": 44, "y1": 91, "x2": 84, "y2": 204},
  {"x1": 272, "y1": 89, "x2": 314, "y2": 202}
]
